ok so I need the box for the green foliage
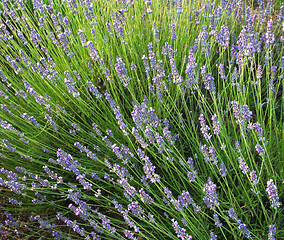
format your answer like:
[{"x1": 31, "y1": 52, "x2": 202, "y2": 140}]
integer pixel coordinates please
[{"x1": 0, "y1": 0, "x2": 283, "y2": 239}]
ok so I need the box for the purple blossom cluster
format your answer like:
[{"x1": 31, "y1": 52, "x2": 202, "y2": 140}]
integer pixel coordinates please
[
  {"x1": 228, "y1": 101, "x2": 252, "y2": 125},
  {"x1": 105, "y1": 91, "x2": 128, "y2": 134},
  {"x1": 203, "y1": 177, "x2": 219, "y2": 210},
  {"x1": 115, "y1": 57, "x2": 130, "y2": 87},
  {"x1": 238, "y1": 156, "x2": 249, "y2": 174},
  {"x1": 2, "y1": 139, "x2": 16, "y2": 152},
  {"x1": 213, "y1": 213, "x2": 222, "y2": 227},
  {"x1": 185, "y1": 49, "x2": 197, "y2": 88},
  {"x1": 211, "y1": 114, "x2": 220, "y2": 135},
  {"x1": 86, "y1": 81, "x2": 102, "y2": 98},
  {"x1": 137, "y1": 148, "x2": 160, "y2": 183},
  {"x1": 171, "y1": 219, "x2": 192, "y2": 240},
  {"x1": 131, "y1": 100, "x2": 161, "y2": 129},
  {"x1": 199, "y1": 114, "x2": 212, "y2": 141},
  {"x1": 238, "y1": 224, "x2": 251, "y2": 238},
  {"x1": 268, "y1": 225, "x2": 276, "y2": 240},
  {"x1": 200, "y1": 145, "x2": 218, "y2": 165},
  {"x1": 201, "y1": 65, "x2": 215, "y2": 92},
  {"x1": 266, "y1": 179, "x2": 281, "y2": 209},
  {"x1": 74, "y1": 142, "x2": 98, "y2": 161}
]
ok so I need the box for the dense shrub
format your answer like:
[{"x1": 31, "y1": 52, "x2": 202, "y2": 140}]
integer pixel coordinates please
[{"x1": 0, "y1": 0, "x2": 283, "y2": 239}]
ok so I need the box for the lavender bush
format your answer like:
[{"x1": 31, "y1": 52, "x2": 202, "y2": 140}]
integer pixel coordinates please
[{"x1": 0, "y1": 0, "x2": 283, "y2": 239}]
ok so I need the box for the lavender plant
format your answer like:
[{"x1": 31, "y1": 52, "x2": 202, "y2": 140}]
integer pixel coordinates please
[{"x1": 0, "y1": 0, "x2": 283, "y2": 239}]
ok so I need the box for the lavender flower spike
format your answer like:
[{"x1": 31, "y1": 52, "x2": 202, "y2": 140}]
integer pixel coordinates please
[
  {"x1": 203, "y1": 177, "x2": 219, "y2": 210},
  {"x1": 266, "y1": 179, "x2": 281, "y2": 209},
  {"x1": 171, "y1": 219, "x2": 192, "y2": 240}
]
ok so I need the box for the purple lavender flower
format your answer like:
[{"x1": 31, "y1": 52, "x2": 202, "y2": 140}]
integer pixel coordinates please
[
  {"x1": 64, "y1": 78, "x2": 80, "y2": 98},
  {"x1": 148, "y1": 212, "x2": 155, "y2": 223},
  {"x1": 219, "y1": 162, "x2": 227, "y2": 177},
  {"x1": 172, "y1": 23, "x2": 178, "y2": 41},
  {"x1": 145, "y1": 126, "x2": 155, "y2": 143},
  {"x1": 170, "y1": 57, "x2": 183, "y2": 84},
  {"x1": 240, "y1": 104, "x2": 253, "y2": 122},
  {"x1": 268, "y1": 225, "x2": 276, "y2": 240},
  {"x1": 117, "y1": 178, "x2": 137, "y2": 197},
  {"x1": 97, "y1": 212, "x2": 116, "y2": 233},
  {"x1": 249, "y1": 170, "x2": 258, "y2": 186},
  {"x1": 208, "y1": 146, "x2": 218, "y2": 165},
  {"x1": 71, "y1": 123, "x2": 80, "y2": 131},
  {"x1": 87, "y1": 41, "x2": 100, "y2": 61},
  {"x1": 211, "y1": 114, "x2": 220, "y2": 135},
  {"x1": 238, "y1": 156, "x2": 249, "y2": 174},
  {"x1": 199, "y1": 114, "x2": 212, "y2": 141},
  {"x1": 8, "y1": 198, "x2": 22, "y2": 206},
  {"x1": 92, "y1": 123, "x2": 102, "y2": 136},
  {"x1": 124, "y1": 230, "x2": 135, "y2": 239},
  {"x1": 106, "y1": 129, "x2": 113, "y2": 138},
  {"x1": 6, "y1": 56, "x2": 22, "y2": 74},
  {"x1": 105, "y1": 91, "x2": 128, "y2": 134},
  {"x1": 266, "y1": 179, "x2": 281, "y2": 209},
  {"x1": 131, "y1": 105, "x2": 145, "y2": 130},
  {"x1": 111, "y1": 144, "x2": 123, "y2": 159},
  {"x1": 130, "y1": 63, "x2": 136, "y2": 70},
  {"x1": 57, "y1": 32, "x2": 69, "y2": 52},
  {"x1": 171, "y1": 219, "x2": 192, "y2": 240},
  {"x1": 228, "y1": 208, "x2": 241, "y2": 223},
  {"x1": 86, "y1": 81, "x2": 102, "y2": 98},
  {"x1": 213, "y1": 213, "x2": 222, "y2": 227},
  {"x1": 105, "y1": 22, "x2": 113, "y2": 35},
  {"x1": 0, "y1": 70, "x2": 8, "y2": 83},
  {"x1": 256, "y1": 65, "x2": 263, "y2": 79},
  {"x1": 187, "y1": 158, "x2": 195, "y2": 170},
  {"x1": 176, "y1": 0, "x2": 183, "y2": 14},
  {"x1": 238, "y1": 224, "x2": 251, "y2": 238},
  {"x1": 51, "y1": 13, "x2": 60, "y2": 29},
  {"x1": 203, "y1": 177, "x2": 219, "y2": 210},
  {"x1": 200, "y1": 144, "x2": 210, "y2": 162},
  {"x1": 255, "y1": 143, "x2": 265, "y2": 156},
  {"x1": 152, "y1": 21, "x2": 159, "y2": 42},
  {"x1": 0, "y1": 176, "x2": 26, "y2": 195},
  {"x1": 187, "y1": 171, "x2": 196, "y2": 182},
  {"x1": 43, "y1": 166, "x2": 58, "y2": 180},
  {"x1": 148, "y1": 43, "x2": 157, "y2": 70},
  {"x1": 185, "y1": 49, "x2": 197, "y2": 88},
  {"x1": 235, "y1": 141, "x2": 242, "y2": 153},
  {"x1": 3, "y1": 139, "x2": 16, "y2": 152},
  {"x1": 139, "y1": 188, "x2": 154, "y2": 204},
  {"x1": 128, "y1": 201, "x2": 145, "y2": 220},
  {"x1": 163, "y1": 186, "x2": 172, "y2": 198},
  {"x1": 228, "y1": 101, "x2": 252, "y2": 124},
  {"x1": 201, "y1": 65, "x2": 215, "y2": 92},
  {"x1": 142, "y1": 55, "x2": 151, "y2": 80},
  {"x1": 78, "y1": 29, "x2": 87, "y2": 46},
  {"x1": 218, "y1": 64, "x2": 227, "y2": 80},
  {"x1": 115, "y1": 57, "x2": 130, "y2": 87},
  {"x1": 132, "y1": 127, "x2": 148, "y2": 148},
  {"x1": 17, "y1": 30, "x2": 28, "y2": 45},
  {"x1": 218, "y1": 25, "x2": 230, "y2": 47},
  {"x1": 137, "y1": 148, "x2": 160, "y2": 183},
  {"x1": 163, "y1": 127, "x2": 175, "y2": 145},
  {"x1": 103, "y1": 136, "x2": 112, "y2": 148},
  {"x1": 199, "y1": 25, "x2": 209, "y2": 52},
  {"x1": 265, "y1": 20, "x2": 274, "y2": 48},
  {"x1": 30, "y1": 28, "x2": 41, "y2": 47},
  {"x1": 209, "y1": 231, "x2": 217, "y2": 240},
  {"x1": 155, "y1": 132, "x2": 165, "y2": 153},
  {"x1": 247, "y1": 122, "x2": 264, "y2": 141}
]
